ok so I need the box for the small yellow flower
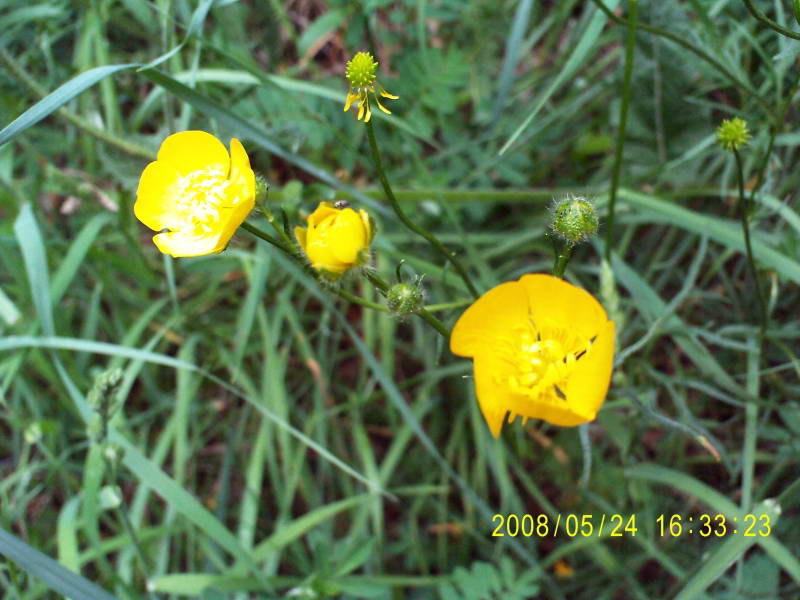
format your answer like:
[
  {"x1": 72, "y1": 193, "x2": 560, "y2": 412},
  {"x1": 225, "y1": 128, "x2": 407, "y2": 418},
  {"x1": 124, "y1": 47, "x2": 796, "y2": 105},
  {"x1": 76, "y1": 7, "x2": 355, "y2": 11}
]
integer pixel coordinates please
[
  {"x1": 135, "y1": 131, "x2": 255, "y2": 257},
  {"x1": 450, "y1": 274, "x2": 615, "y2": 437},
  {"x1": 295, "y1": 201, "x2": 373, "y2": 276},
  {"x1": 344, "y1": 51, "x2": 399, "y2": 123}
]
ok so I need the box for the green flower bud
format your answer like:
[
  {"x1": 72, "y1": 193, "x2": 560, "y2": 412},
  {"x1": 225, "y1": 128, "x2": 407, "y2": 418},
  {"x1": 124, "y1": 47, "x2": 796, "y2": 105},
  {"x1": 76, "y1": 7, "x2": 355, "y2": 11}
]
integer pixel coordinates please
[
  {"x1": 24, "y1": 422, "x2": 42, "y2": 445},
  {"x1": 551, "y1": 195, "x2": 598, "y2": 245},
  {"x1": 99, "y1": 485, "x2": 123, "y2": 510},
  {"x1": 255, "y1": 174, "x2": 269, "y2": 206},
  {"x1": 87, "y1": 368, "x2": 124, "y2": 413},
  {"x1": 102, "y1": 442, "x2": 125, "y2": 465},
  {"x1": 716, "y1": 117, "x2": 750, "y2": 152},
  {"x1": 386, "y1": 281, "x2": 424, "y2": 316}
]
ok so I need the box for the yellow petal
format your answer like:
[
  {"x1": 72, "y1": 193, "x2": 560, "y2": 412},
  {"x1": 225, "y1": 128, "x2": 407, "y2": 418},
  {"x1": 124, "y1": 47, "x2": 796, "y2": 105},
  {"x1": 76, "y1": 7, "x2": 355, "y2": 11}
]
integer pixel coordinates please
[
  {"x1": 134, "y1": 160, "x2": 182, "y2": 231},
  {"x1": 564, "y1": 318, "x2": 615, "y2": 422},
  {"x1": 359, "y1": 209, "x2": 374, "y2": 242},
  {"x1": 305, "y1": 223, "x2": 348, "y2": 273},
  {"x1": 152, "y1": 231, "x2": 223, "y2": 258},
  {"x1": 307, "y1": 202, "x2": 337, "y2": 227},
  {"x1": 157, "y1": 131, "x2": 230, "y2": 176},
  {"x1": 450, "y1": 280, "x2": 528, "y2": 358},
  {"x1": 329, "y1": 208, "x2": 368, "y2": 265},
  {"x1": 215, "y1": 189, "x2": 255, "y2": 250},
  {"x1": 375, "y1": 96, "x2": 392, "y2": 115},
  {"x1": 344, "y1": 92, "x2": 358, "y2": 112},
  {"x1": 472, "y1": 352, "x2": 516, "y2": 438},
  {"x1": 518, "y1": 274, "x2": 607, "y2": 340},
  {"x1": 228, "y1": 138, "x2": 255, "y2": 205},
  {"x1": 380, "y1": 90, "x2": 399, "y2": 99},
  {"x1": 294, "y1": 226, "x2": 307, "y2": 251}
]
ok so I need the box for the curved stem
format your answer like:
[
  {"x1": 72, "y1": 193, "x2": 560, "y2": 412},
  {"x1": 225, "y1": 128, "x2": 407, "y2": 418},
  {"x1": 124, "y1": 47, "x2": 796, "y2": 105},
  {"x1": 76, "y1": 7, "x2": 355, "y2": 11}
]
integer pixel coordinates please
[
  {"x1": 732, "y1": 149, "x2": 768, "y2": 333},
  {"x1": 241, "y1": 221, "x2": 389, "y2": 313},
  {"x1": 364, "y1": 119, "x2": 481, "y2": 299},
  {"x1": 240, "y1": 221, "x2": 293, "y2": 254},
  {"x1": 256, "y1": 190, "x2": 297, "y2": 251},
  {"x1": 742, "y1": 0, "x2": 800, "y2": 40},
  {"x1": 589, "y1": 0, "x2": 772, "y2": 114},
  {"x1": 606, "y1": 0, "x2": 638, "y2": 261}
]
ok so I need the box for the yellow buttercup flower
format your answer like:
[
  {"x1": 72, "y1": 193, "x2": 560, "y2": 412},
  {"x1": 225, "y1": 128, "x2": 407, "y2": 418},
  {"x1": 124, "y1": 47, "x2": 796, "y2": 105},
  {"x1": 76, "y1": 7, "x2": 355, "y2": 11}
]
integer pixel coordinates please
[
  {"x1": 450, "y1": 274, "x2": 615, "y2": 437},
  {"x1": 135, "y1": 131, "x2": 255, "y2": 257},
  {"x1": 344, "y1": 51, "x2": 398, "y2": 123},
  {"x1": 295, "y1": 201, "x2": 373, "y2": 276}
]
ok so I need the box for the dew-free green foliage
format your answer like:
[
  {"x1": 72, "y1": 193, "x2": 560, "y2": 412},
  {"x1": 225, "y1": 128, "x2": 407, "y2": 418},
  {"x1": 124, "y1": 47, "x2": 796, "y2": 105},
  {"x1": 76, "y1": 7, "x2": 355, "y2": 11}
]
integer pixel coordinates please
[{"x1": 1, "y1": 0, "x2": 799, "y2": 599}]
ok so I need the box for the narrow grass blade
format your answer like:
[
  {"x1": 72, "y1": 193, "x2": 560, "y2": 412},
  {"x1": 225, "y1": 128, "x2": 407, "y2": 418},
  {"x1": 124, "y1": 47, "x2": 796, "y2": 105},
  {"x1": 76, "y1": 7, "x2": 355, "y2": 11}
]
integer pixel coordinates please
[
  {"x1": 0, "y1": 64, "x2": 136, "y2": 146},
  {"x1": 13, "y1": 204, "x2": 54, "y2": 335},
  {"x1": 0, "y1": 526, "x2": 118, "y2": 600},
  {"x1": 499, "y1": 0, "x2": 619, "y2": 154}
]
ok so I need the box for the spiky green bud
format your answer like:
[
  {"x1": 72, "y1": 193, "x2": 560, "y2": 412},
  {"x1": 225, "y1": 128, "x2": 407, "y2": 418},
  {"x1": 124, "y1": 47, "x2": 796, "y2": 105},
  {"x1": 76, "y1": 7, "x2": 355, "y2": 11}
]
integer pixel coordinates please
[
  {"x1": 716, "y1": 117, "x2": 750, "y2": 152},
  {"x1": 551, "y1": 195, "x2": 598, "y2": 245},
  {"x1": 386, "y1": 281, "x2": 424, "y2": 316},
  {"x1": 345, "y1": 52, "x2": 378, "y2": 88}
]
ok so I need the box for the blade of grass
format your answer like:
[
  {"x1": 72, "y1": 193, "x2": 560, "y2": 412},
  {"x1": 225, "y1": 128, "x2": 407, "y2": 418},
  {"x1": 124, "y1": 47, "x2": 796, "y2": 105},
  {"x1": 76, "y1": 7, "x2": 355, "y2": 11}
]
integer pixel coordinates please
[{"x1": 0, "y1": 526, "x2": 118, "y2": 600}]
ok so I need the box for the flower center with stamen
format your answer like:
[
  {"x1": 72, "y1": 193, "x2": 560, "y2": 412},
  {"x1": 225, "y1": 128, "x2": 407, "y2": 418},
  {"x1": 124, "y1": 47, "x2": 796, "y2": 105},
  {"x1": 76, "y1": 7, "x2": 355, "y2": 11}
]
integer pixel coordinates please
[
  {"x1": 498, "y1": 320, "x2": 594, "y2": 405},
  {"x1": 174, "y1": 167, "x2": 236, "y2": 235}
]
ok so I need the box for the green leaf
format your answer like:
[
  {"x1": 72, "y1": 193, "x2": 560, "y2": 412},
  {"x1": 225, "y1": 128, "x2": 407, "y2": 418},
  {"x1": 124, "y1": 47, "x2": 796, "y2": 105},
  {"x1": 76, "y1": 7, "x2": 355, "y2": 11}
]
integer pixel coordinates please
[
  {"x1": 0, "y1": 64, "x2": 136, "y2": 147},
  {"x1": 0, "y1": 526, "x2": 117, "y2": 600},
  {"x1": 297, "y1": 10, "x2": 345, "y2": 56}
]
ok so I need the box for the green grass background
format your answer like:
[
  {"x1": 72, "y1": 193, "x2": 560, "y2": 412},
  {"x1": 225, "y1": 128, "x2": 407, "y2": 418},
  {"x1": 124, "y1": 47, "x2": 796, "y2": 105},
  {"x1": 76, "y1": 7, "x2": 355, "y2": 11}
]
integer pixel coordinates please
[{"x1": 1, "y1": 0, "x2": 799, "y2": 598}]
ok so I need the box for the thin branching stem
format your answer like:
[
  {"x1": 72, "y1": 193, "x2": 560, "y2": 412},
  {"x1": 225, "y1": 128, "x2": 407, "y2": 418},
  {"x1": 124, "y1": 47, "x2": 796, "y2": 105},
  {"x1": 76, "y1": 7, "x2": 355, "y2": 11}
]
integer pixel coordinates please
[
  {"x1": 741, "y1": 0, "x2": 800, "y2": 40},
  {"x1": 605, "y1": 0, "x2": 638, "y2": 260},
  {"x1": 365, "y1": 119, "x2": 480, "y2": 299},
  {"x1": 589, "y1": 0, "x2": 772, "y2": 114},
  {"x1": 732, "y1": 149, "x2": 768, "y2": 333}
]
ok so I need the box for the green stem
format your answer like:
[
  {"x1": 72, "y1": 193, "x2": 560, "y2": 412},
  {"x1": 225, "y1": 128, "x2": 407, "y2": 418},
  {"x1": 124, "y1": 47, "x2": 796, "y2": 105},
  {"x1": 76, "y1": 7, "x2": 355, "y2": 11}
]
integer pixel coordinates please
[
  {"x1": 364, "y1": 119, "x2": 480, "y2": 299},
  {"x1": 732, "y1": 149, "x2": 768, "y2": 332},
  {"x1": 240, "y1": 221, "x2": 293, "y2": 254},
  {"x1": 748, "y1": 69, "x2": 800, "y2": 208},
  {"x1": 241, "y1": 222, "x2": 391, "y2": 314},
  {"x1": 256, "y1": 189, "x2": 297, "y2": 251},
  {"x1": 337, "y1": 286, "x2": 390, "y2": 312},
  {"x1": 552, "y1": 244, "x2": 574, "y2": 278},
  {"x1": 363, "y1": 270, "x2": 450, "y2": 339},
  {"x1": 605, "y1": 0, "x2": 638, "y2": 261},
  {"x1": 424, "y1": 299, "x2": 472, "y2": 312},
  {"x1": 742, "y1": 0, "x2": 800, "y2": 40},
  {"x1": 107, "y1": 459, "x2": 153, "y2": 579},
  {"x1": 589, "y1": 0, "x2": 771, "y2": 114}
]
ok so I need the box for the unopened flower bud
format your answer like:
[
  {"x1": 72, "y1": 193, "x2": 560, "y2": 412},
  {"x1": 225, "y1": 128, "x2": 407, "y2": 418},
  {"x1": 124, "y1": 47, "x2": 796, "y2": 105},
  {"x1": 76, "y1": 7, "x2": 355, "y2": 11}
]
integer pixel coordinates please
[
  {"x1": 386, "y1": 281, "x2": 424, "y2": 316},
  {"x1": 255, "y1": 174, "x2": 269, "y2": 206},
  {"x1": 551, "y1": 195, "x2": 598, "y2": 245}
]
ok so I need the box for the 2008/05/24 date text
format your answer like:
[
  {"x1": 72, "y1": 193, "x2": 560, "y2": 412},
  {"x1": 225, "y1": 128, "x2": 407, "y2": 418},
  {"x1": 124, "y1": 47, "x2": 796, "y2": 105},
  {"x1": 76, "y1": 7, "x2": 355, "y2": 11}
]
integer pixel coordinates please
[{"x1": 491, "y1": 513, "x2": 772, "y2": 538}]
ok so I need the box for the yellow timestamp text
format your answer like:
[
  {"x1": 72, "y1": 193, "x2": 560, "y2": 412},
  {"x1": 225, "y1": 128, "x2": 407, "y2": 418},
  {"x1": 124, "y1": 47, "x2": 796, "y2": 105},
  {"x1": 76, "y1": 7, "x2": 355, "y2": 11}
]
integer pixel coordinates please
[
  {"x1": 656, "y1": 513, "x2": 772, "y2": 537},
  {"x1": 491, "y1": 513, "x2": 639, "y2": 538}
]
